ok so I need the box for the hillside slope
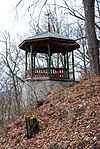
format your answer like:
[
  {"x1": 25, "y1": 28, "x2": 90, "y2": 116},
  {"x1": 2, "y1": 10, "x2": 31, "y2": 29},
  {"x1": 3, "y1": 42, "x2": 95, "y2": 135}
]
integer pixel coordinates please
[{"x1": 0, "y1": 77, "x2": 100, "y2": 149}]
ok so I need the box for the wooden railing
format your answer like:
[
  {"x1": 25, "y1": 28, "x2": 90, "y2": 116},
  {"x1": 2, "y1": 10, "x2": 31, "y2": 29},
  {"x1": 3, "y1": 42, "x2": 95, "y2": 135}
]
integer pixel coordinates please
[
  {"x1": 26, "y1": 68, "x2": 68, "y2": 79},
  {"x1": 51, "y1": 68, "x2": 68, "y2": 78}
]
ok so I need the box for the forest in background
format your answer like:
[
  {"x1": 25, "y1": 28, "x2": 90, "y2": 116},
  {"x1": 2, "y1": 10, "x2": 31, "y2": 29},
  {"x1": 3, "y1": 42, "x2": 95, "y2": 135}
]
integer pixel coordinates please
[{"x1": 0, "y1": 0, "x2": 100, "y2": 127}]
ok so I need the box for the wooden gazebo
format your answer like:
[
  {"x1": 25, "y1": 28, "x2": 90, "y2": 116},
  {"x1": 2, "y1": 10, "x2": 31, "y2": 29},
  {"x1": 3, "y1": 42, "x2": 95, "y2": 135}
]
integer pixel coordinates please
[{"x1": 19, "y1": 32, "x2": 80, "y2": 81}]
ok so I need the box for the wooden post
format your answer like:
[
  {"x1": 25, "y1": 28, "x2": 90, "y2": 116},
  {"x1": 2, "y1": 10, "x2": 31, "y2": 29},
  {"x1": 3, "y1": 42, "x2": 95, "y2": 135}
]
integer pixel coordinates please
[
  {"x1": 33, "y1": 54, "x2": 35, "y2": 69},
  {"x1": 33, "y1": 52, "x2": 36, "y2": 77},
  {"x1": 72, "y1": 50, "x2": 75, "y2": 81},
  {"x1": 30, "y1": 45, "x2": 33, "y2": 78},
  {"x1": 63, "y1": 52, "x2": 66, "y2": 78},
  {"x1": 25, "y1": 50, "x2": 28, "y2": 78},
  {"x1": 66, "y1": 51, "x2": 69, "y2": 79},
  {"x1": 26, "y1": 115, "x2": 39, "y2": 139},
  {"x1": 48, "y1": 43, "x2": 51, "y2": 77},
  {"x1": 63, "y1": 53, "x2": 66, "y2": 69}
]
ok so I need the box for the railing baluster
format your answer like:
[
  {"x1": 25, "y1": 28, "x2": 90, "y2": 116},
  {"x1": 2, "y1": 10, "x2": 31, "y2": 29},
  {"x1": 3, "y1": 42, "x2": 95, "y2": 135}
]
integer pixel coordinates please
[{"x1": 26, "y1": 68, "x2": 68, "y2": 79}]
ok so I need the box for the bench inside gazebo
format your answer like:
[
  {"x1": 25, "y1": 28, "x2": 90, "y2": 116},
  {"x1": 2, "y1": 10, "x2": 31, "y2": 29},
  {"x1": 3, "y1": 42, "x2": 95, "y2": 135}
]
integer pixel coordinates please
[{"x1": 19, "y1": 32, "x2": 80, "y2": 81}]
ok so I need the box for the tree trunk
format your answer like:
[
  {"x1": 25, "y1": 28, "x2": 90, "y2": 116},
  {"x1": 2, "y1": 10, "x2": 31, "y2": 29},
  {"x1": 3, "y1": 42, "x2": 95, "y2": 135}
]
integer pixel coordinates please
[{"x1": 83, "y1": 0, "x2": 100, "y2": 75}]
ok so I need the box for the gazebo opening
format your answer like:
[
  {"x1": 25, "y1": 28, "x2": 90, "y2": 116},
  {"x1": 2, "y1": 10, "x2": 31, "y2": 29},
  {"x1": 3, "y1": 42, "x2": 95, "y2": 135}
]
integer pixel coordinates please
[{"x1": 19, "y1": 32, "x2": 80, "y2": 81}]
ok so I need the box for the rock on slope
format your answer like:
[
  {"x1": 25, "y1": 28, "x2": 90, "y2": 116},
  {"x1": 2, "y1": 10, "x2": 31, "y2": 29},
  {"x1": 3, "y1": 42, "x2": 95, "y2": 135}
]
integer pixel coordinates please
[{"x1": 0, "y1": 77, "x2": 100, "y2": 149}]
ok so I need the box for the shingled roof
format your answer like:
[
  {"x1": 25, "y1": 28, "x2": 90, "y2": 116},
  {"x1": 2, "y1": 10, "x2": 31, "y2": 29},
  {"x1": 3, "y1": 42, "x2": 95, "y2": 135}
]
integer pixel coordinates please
[{"x1": 19, "y1": 32, "x2": 80, "y2": 53}]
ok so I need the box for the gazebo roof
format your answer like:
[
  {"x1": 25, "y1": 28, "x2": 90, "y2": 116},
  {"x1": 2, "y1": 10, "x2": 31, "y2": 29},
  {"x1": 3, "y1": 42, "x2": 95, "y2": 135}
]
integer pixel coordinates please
[
  {"x1": 19, "y1": 32, "x2": 80, "y2": 53},
  {"x1": 26, "y1": 32, "x2": 71, "y2": 40}
]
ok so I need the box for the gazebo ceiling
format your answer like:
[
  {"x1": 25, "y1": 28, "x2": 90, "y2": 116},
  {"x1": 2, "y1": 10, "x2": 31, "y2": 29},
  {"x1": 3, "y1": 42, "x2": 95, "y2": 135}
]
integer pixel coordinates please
[{"x1": 19, "y1": 32, "x2": 80, "y2": 53}]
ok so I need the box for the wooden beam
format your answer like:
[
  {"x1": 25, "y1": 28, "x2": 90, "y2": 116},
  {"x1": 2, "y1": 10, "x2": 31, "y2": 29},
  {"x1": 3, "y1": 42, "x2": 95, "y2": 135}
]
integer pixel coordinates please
[
  {"x1": 33, "y1": 55, "x2": 35, "y2": 70},
  {"x1": 66, "y1": 51, "x2": 69, "y2": 79},
  {"x1": 48, "y1": 43, "x2": 51, "y2": 77},
  {"x1": 63, "y1": 53, "x2": 66, "y2": 69},
  {"x1": 25, "y1": 50, "x2": 28, "y2": 78},
  {"x1": 72, "y1": 50, "x2": 75, "y2": 81},
  {"x1": 30, "y1": 45, "x2": 33, "y2": 78}
]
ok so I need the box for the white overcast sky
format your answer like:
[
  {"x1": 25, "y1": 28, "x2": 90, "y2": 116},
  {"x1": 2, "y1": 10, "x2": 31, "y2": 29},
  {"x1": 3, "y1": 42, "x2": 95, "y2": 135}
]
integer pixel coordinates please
[
  {"x1": 0, "y1": 0, "x2": 16, "y2": 32},
  {"x1": 0, "y1": 0, "x2": 83, "y2": 35}
]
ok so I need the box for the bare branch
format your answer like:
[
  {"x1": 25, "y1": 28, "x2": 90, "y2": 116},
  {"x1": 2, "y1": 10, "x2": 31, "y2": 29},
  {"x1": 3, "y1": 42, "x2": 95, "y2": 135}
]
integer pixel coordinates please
[{"x1": 16, "y1": 0, "x2": 23, "y2": 8}]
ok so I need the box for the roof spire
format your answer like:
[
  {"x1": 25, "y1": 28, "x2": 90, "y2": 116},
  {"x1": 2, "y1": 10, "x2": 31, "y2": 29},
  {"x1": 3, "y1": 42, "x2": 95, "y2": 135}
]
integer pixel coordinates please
[{"x1": 45, "y1": 12, "x2": 51, "y2": 32}]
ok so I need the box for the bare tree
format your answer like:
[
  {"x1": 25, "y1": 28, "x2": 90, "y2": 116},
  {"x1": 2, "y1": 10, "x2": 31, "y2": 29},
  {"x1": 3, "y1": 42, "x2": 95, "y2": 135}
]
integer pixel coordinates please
[
  {"x1": 62, "y1": 0, "x2": 100, "y2": 75},
  {"x1": 0, "y1": 32, "x2": 25, "y2": 127},
  {"x1": 83, "y1": 0, "x2": 100, "y2": 75}
]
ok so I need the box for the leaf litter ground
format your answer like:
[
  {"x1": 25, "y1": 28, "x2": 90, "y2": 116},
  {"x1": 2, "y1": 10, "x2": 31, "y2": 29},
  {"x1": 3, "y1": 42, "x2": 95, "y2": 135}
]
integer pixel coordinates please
[{"x1": 0, "y1": 77, "x2": 100, "y2": 149}]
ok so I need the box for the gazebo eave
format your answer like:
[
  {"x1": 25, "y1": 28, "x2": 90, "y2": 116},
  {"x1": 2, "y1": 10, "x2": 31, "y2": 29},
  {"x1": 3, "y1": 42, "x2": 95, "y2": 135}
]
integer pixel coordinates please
[{"x1": 19, "y1": 37, "x2": 80, "y2": 53}]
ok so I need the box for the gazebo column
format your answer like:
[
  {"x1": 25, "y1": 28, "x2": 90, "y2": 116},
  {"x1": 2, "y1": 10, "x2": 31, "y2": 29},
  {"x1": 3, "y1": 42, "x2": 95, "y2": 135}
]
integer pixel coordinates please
[
  {"x1": 33, "y1": 51, "x2": 36, "y2": 69},
  {"x1": 30, "y1": 45, "x2": 33, "y2": 78},
  {"x1": 63, "y1": 53, "x2": 66, "y2": 69},
  {"x1": 48, "y1": 43, "x2": 51, "y2": 77},
  {"x1": 25, "y1": 50, "x2": 28, "y2": 78},
  {"x1": 72, "y1": 50, "x2": 75, "y2": 81},
  {"x1": 63, "y1": 52, "x2": 67, "y2": 79},
  {"x1": 66, "y1": 51, "x2": 69, "y2": 79},
  {"x1": 33, "y1": 54, "x2": 35, "y2": 69},
  {"x1": 33, "y1": 52, "x2": 36, "y2": 77}
]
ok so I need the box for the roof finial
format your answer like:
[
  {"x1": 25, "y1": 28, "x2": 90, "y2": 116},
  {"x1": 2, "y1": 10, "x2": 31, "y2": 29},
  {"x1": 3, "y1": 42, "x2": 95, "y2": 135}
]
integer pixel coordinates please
[{"x1": 45, "y1": 12, "x2": 51, "y2": 32}]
